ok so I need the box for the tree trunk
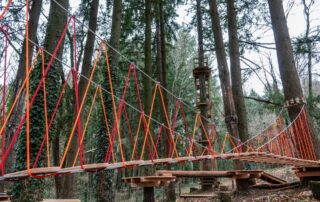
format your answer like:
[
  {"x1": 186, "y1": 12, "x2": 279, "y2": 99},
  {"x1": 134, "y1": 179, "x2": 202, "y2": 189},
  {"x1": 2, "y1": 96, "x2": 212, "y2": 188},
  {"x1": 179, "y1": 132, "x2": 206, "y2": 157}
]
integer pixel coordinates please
[
  {"x1": 227, "y1": 0, "x2": 256, "y2": 185},
  {"x1": 301, "y1": 0, "x2": 313, "y2": 96},
  {"x1": 267, "y1": 0, "x2": 319, "y2": 158},
  {"x1": 143, "y1": 187, "x2": 155, "y2": 202},
  {"x1": 10, "y1": 0, "x2": 69, "y2": 201},
  {"x1": 156, "y1": 1, "x2": 176, "y2": 201},
  {"x1": 226, "y1": 0, "x2": 250, "y2": 144},
  {"x1": 208, "y1": 0, "x2": 248, "y2": 190},
  {"x1": 59, "y1": 0, "x2": 99, "y2": 199},
  {"x1": 144, "y1": 0, "x2": 153, "y2": 113},
  {"x1": 95, "y1": 0, "x2": 122, "y2": 201}
]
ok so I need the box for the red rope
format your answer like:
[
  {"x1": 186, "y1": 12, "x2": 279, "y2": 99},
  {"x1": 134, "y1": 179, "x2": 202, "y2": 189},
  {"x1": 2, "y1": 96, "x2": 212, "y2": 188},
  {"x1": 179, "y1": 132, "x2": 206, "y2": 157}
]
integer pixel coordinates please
[
  {"x1": 123, "y1": 105, "x2": 138, "y2": 160},
  {"x1": 0, "y1": 18, "x2": 73, "y2": 169}
]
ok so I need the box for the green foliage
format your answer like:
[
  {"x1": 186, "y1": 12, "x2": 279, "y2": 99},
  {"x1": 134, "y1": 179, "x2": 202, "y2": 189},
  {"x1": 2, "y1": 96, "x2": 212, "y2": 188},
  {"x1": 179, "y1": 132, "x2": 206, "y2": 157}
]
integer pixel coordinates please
[{"x1": 9, "y1": 60, "x2": 60, "y2": 201}]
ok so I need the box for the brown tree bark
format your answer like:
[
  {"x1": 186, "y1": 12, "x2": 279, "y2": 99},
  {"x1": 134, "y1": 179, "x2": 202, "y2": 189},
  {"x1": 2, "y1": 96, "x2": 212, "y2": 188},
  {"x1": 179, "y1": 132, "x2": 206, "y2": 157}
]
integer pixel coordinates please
[
  {"x1": 267, "y1": 0, "x2": 319, "y2": 158},
  {"x1": 95, "y1": 0, "x2": 122, "y2": 201},
  {"x1": 227, "y1": 0, "x2": 256, "y2": 186},
  {"x1": 156, "y1": 1, "x2": 176, "y2": 201},
  {"x1": 59, "y1": 0, "x2": 99, "y2": 199},
  {"x1": 144, "y1": 0, "x2": 153, "y2": 113},
  {"x1": 208, "y1": 0, "x2": 248, "y2": 190},
  {"x1": 301, "y1": 0, "x2": 313, "y2": 96},
  {"x1": 227, "y1": 0, "x2": 250, "y2": 143}
]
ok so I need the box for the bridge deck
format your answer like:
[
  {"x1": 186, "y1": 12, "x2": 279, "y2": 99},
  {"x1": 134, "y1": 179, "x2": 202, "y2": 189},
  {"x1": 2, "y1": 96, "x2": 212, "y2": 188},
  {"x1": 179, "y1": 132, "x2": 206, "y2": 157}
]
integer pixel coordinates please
[{"x1": 1, "y1": 152, "x2": 319, "y2": 181}]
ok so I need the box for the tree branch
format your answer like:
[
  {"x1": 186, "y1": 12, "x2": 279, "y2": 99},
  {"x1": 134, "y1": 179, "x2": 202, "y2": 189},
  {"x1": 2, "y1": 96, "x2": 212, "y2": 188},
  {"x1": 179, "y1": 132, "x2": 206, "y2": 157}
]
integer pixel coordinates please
[{"x1": 243, "y1": 96, "x2": 283, "y2": 107}]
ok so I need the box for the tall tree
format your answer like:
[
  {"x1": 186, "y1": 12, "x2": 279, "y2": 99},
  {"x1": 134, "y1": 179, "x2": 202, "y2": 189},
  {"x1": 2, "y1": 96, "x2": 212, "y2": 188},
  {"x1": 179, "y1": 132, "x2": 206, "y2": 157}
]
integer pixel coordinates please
[
  {"x1": 226, "y1": 0, "x2": 250, "y2": 145},
  {"x1": 227, "y1": 0, "x2": 256, "y2": 185},
  {"x1": 59, "y1": 0, "x2": 100, "y2": 199},
  {"x1": 267, "y1": 0, "x2": 319, "y2": 157},
  {"x1": 144, "y1": 0, "x2": 153, "y2": 113},
  {"x1": 95, "y1": 0, "x2": 122, "y2": 201},
  {"x1": 142, "y1": 0, "x2": 155, "y2": 199},
  {"x1": 208, "y1": 0, "x2": 249, "y2": 190},
  {"x1": 301, "y1": 0, "x2": 314, "y2": 95},
  {"x1": 156, "y1": 0, "x2": 175, "y2": 201},
  {"x1": 10, "y1": 0, "x2": 69, "y2": 201}
]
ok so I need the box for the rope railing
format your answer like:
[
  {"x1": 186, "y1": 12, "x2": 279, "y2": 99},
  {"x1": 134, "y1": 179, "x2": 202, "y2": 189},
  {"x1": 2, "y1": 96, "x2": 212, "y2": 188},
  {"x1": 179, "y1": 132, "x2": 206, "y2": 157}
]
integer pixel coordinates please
[{"x1": 0, "y1": 1, "x2": 318, "y2": 181}]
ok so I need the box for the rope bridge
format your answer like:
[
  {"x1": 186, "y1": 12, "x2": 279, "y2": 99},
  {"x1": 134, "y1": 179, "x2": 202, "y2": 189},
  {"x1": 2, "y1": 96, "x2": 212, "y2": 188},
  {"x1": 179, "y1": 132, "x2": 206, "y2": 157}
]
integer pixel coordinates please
[{"x1": 0, "y1": 1, "x2": 319, "y2": 181}]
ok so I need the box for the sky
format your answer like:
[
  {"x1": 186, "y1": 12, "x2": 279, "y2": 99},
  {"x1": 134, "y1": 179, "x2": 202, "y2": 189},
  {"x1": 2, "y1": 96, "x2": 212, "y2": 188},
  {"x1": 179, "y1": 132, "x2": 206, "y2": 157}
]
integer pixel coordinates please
[
  {"x1": 1, "y1": 0, "x2": 320, "y2": 96},
  {"x1": 176, "y1": 1, "x2": 320, "y2": 95}
]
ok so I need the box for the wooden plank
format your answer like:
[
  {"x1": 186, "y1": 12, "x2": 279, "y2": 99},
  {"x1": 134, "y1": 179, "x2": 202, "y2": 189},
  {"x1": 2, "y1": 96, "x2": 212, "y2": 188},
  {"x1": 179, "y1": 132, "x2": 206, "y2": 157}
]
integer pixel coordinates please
[
  {"x1": 295, "y1": 170, "x2": 320, "y2": 178},
  {"x1": 179, "y1": 194, "x2": 216, "y2": 198},
  {"x1": 260, "y1": 172, "x2": 287, "y2": 184},
  {"x1": 130, "y1": 181, "x2": 161, "y2": 188},
  {"x1": 42, "y1": 200, "x2": 80, "y2": 202},
  {"x1": 4, "y1": 167, "x2": 60, "y2": 180}
]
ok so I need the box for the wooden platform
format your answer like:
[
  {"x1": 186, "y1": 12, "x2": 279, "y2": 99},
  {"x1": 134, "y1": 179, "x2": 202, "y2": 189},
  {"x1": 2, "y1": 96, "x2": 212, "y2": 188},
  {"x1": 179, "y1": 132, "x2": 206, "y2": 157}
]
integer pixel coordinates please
[
  {"x1": 0, "y1": 193, "x2": 10, "y2": 201},
  {"x1": 1, "y1": 152, "x2": 319, "y2": 181},
  {"x1": 293, "y1": 166, "x2": 320, "y2": 178},
  {"x1": 122, "y1": 176, "x2": 176, "y2": 187},
  {"x1": 156, "y1": 170, "x2": 286, "y2": 184},
  {"x1": 179, "y1": 193, "x2": 216, "y2": 198}
]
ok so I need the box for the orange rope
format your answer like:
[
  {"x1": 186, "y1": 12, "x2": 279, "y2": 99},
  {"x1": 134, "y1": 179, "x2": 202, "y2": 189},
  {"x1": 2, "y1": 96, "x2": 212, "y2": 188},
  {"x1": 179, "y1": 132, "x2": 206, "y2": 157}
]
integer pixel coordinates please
[
  {"x1": 99, "y1": 88, "x2": 115, "y2": 163},
  {"x1": 302, "y1": 109, "x2": 317, "y2": 160},
  {"x1": 130, "y1": 114, "x2": 142, "y2": 161},
  {"x1": 293, "y1": 121, "x2": 306, "y2": 159},
  {"x1": 41, "y1": 49, "x2": 50, "y2": 167},
  {"x1": 298, "y1": 115, "x2": 312, "y2": 160},
  {"x1": 72, "y1": 87, "x2": 99, "y2": 167},
  {"x1": 0, "y1": 49, "x2": 41, "y2": 136},
  {"x1": 198, "y1": 115, "x2": 216, "y2": 157},
  {"x1": 221, "y1": 133, "x2": 228, "y2": 154},
  {"x1": 188, "y1": 113, "x2": 199, "y2": 156},
  {"x1": 60, "y1": 43, "x2": 103, "y2": 167},
  {"x1": 140, "y1": 85, "x2": 157, "y2": 160},
  {"x1": 170, "y1": 135, "x2": 188, "y2": 158},
  {"x1": 102, "y1": 43, "x2": 125, "y2": 165},
  {"x1": 141, "y1": 114, "x2": 159, "y2": 159},
  {"x1": 157, "y1": 85, "x2": 179, "y2": 159},
  {"x1": 0, "y1": 0, "x2": 13, "y2": 21}
]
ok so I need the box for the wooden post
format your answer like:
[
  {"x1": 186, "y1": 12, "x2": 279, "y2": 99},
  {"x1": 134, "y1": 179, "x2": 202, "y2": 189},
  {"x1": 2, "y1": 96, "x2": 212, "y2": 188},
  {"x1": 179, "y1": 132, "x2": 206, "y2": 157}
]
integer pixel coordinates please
[{"x1": 143, "y1": 187, "x2": 155, "y2": 202}]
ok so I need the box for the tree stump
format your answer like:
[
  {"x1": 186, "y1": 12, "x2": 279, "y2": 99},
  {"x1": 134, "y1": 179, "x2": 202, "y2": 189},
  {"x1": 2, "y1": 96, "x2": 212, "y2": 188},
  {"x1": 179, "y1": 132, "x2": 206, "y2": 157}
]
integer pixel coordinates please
[{"x1": 309, "y1": 181, "x2": 320, "y2": 200}]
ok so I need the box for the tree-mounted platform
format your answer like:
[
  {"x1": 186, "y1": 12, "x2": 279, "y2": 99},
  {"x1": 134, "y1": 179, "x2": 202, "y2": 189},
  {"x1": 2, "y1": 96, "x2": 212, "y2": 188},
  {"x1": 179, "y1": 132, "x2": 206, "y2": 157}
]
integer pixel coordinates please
[{"x1": 293, "y1": 166, "x2": 320, "y2": 179}]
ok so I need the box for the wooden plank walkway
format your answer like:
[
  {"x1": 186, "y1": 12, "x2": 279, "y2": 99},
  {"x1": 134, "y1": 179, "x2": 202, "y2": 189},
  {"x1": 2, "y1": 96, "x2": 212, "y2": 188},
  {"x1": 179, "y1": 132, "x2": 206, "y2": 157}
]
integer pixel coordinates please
[{"x1": 1, "y1": 152, "x2": 319, "y2": 181}]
